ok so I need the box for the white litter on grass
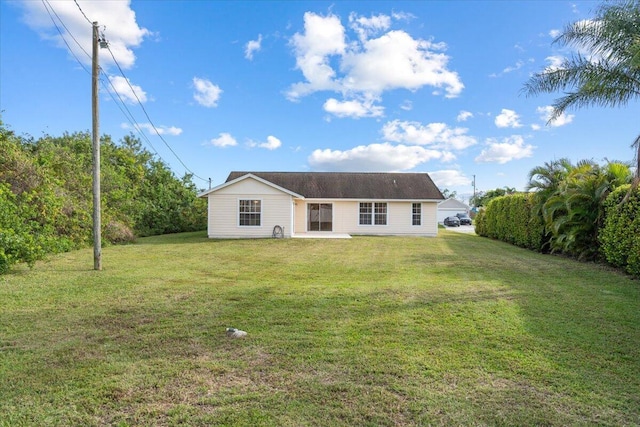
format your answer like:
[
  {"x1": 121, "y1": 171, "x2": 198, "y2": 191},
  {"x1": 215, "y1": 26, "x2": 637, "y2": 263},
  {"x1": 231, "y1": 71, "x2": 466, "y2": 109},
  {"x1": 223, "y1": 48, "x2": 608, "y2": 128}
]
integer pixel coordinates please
[{"x1": 226, "y1": 327, "x2": 247, "y2": 338}]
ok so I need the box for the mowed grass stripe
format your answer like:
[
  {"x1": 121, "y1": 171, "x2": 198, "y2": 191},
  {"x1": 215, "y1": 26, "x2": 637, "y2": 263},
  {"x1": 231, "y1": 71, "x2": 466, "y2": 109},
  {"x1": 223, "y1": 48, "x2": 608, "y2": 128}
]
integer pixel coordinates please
[{"x1": 0, "y1": 230, "x2": 638, "y2": 426}]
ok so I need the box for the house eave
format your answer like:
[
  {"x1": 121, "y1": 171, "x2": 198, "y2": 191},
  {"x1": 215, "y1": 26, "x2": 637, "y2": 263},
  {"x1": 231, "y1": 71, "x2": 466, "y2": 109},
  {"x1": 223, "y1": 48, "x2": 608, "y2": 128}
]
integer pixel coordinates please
[
  {"x1": 300, "y1": 198, "x2": 443, "y2": 202},
  {"x1": 197, "y1": 173, "x2": 305, "y2": 199}
]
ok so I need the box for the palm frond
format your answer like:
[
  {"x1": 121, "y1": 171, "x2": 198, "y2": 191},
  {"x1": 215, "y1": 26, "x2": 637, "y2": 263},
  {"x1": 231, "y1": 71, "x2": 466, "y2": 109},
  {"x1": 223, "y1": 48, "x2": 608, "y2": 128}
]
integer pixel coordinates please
[{"x1": 523, "y1": 1, "x2": 640, "y2": 124}]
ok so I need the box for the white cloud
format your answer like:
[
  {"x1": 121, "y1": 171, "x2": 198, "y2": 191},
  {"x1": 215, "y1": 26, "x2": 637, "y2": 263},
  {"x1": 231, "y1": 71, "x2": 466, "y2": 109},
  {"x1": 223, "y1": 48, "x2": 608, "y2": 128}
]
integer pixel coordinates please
[
  {"x1": 349, "y1": 12, "x2": 391, "y2": 42},
  {"x1": 391, "y1": 11, "x2": 415, "y2": 22},
  {"x1": 494, "y1": 109, "x2": 522, "y2": 128},
  {"x1": 341, "y1": 30, "x2": 463, "y2": 98},
  {"x1": 308, "y1": 142, "x2": 446, "y2": 171},
  {"x1": 457, "y1": 110, "x2": 473, "y2": 122},
  {"x1": 536, "y1": 106, "x2": 575, "y2": 127},
  {"x1": 531, "y1": 124, "x2": 542, "y2": 131},
  {"x1": 503, "y1": 60, "x2": 525, "y2": 74},
  {"x1": 400, "y1": 100, "x2": 413, "y2": 111},
  {"x1": 490, "y1": 58, "x2": 534, "y2": 78},
  {"x1": 323, "y1": 98, "x2": 384, "y2": 118},
  {"x1": 245, "y1": 34, "x2": 262, "y2": 60},
  {"x1": 382, "y1": 120, "x2": 477, "y2": 150},
  {"x1": 17, "y1": 0, "x2": 150, "y2": 70},
  {"x1": 288, "y1": 12, "x2": 346, "y2": 99},
  {"x1": 122, "y1": 122, "x2": 182, "y2": 136},
  {"x1": 475, "y1": 136, "x2": 535, "y2": 164},
  {"x1": 549, "y1": 29, "x2": 562, "y2": 38},
  {"x1": 154, "y1": 125, "x2": 182, "y2": 136},
  {"x1": 428, "y1": 169, "x2": 472, "y2": 187},
  {"x1": 248, "y1": 135, "x2": 282, "y2": 150},
  {"x1": 261, "y1": 135, "x2": 282, "y2": 150},
  {"x1": 209, "y1": 133, "x2": 237, "y2": 148},
  {"x1": 544, "y1": 55, "x2": 565, "y2": 71},
  {"x1": 193, "y1": 77, "x2": 222, "y2": 107},
  {"x1": 109, "y1": 75, "x2": 147, "y2": 103},
  {"x1": 287, "y1": 12, "x2": 463, "y2": 103}
]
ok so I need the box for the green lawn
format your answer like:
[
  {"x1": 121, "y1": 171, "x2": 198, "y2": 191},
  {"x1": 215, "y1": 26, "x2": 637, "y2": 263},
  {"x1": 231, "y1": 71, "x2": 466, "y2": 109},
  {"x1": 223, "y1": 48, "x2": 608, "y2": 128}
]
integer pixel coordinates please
[{"x1": 1, "y1": 230, "x2": 638, "y2": 426}]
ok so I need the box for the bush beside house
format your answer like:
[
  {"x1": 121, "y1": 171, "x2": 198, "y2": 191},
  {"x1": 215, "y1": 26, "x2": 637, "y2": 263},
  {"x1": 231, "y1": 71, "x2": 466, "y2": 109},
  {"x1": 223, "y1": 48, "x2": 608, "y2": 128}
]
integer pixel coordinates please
[
  {"x1": 476, "y1": 188, "x2": 640, "y2": 279},
  {"x1": 474, "y1": 193, "x2": 544, "y2": 251},
  {"x1": 599, "y1": 185, "x2": 640, "y2": 277}
]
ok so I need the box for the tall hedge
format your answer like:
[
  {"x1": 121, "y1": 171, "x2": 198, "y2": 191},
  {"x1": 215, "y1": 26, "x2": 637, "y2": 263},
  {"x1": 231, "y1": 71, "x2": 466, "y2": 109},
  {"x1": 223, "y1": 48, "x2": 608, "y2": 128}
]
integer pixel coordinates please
[
  {"x1": 599, "y1": 185, "x2": 640, "y2": 278},
  {"x1": 474, "y1": 193, "x2": 544, "y2": 251}
]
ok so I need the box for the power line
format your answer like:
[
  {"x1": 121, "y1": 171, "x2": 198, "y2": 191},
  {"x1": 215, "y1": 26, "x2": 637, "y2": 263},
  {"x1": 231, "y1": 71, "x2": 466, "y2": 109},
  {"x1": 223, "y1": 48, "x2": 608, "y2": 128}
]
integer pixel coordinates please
[
  {"x1": 41, "y1": 1, "x2": 208, "y2": 183},
  {"x1": 44, "y1": 0, "x2": 91, "y2": 60},
  {"x1": 41, "y1": 0, "x2": 90, "y2": 74},
  {"x1": 73, "y1": 0, "x2": 93, "y2": 26},
  {"x1": 99, "y1": 73, "x2": 161, "y2": 157},
  {"x1": 104, "y1": 44, "x2": 208, "y2": 182},
  {"x1": 41, "y1": 0, "x2": 158, "y2": 156}
]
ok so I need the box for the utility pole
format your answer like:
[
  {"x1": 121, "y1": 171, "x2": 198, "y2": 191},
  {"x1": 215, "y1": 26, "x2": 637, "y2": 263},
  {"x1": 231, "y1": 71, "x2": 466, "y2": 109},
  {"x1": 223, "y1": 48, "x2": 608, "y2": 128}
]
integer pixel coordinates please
[
  {"x1": 472, "y1": 174, "x2": 476, "y2": 207},
  {"x1": 92, "y1": 21, "x2": 102, "y2": 270}
]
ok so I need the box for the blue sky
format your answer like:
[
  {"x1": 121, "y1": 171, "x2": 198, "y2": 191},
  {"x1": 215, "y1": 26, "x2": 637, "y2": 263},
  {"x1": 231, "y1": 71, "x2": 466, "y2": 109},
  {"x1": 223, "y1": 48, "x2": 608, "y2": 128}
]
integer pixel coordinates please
[{"x1": 1, "y1": 0, "x2": 638, "y2": 202}]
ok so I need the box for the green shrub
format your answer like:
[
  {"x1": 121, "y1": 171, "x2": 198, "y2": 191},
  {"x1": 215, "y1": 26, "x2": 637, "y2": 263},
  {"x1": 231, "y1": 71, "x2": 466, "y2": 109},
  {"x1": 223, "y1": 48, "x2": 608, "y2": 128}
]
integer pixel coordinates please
[
  {"x1": 0, "y1": 123, "x2": 207, "y2": 274},
  {"x1": 0, "y1": 184, "x2": 45, "y2": 271},
  {"x1": 475, "y1": 208, "x2": 487, "y2": 236},
  {"x1": 600, "y1": 185, "x2": 640, "y2": 278},
  {"x1": 475, "y1": 193, "x2": 544, "y2": 251}
]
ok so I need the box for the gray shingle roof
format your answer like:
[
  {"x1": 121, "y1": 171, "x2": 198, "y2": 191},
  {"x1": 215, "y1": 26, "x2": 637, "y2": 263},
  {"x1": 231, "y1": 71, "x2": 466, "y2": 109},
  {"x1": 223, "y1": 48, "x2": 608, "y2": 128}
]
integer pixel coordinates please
[{"x1": 226, "y1": 172, "x2": 444, "y2": 200}]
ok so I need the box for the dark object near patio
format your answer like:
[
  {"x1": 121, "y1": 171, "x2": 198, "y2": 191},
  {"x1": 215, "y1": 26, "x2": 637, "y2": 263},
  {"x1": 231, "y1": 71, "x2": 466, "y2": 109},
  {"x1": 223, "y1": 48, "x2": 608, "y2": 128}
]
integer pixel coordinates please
[{"x1": 272, "y1": 225, "x2": 284, "y2": 238}]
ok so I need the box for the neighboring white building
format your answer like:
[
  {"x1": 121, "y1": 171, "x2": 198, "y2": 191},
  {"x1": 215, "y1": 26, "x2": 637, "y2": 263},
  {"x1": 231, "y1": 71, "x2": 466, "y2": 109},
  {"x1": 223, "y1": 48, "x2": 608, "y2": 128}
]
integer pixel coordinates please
[
  {"x1": 437, "y1": 198, "x2": 470, "y2": 223},
  {"x1": 198, "y1": 172, "x2": 445, "y2": 238}
]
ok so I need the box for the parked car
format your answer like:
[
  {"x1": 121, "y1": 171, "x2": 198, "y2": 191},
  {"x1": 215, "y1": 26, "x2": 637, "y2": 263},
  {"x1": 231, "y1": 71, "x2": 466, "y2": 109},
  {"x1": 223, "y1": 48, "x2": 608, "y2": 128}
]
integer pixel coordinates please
[
  {"x1": 443, "y1": 216, "x2": 460, "y2": 227},
  {"x1": 455, "y1": 213, "x2": 472, "y2": 225}
]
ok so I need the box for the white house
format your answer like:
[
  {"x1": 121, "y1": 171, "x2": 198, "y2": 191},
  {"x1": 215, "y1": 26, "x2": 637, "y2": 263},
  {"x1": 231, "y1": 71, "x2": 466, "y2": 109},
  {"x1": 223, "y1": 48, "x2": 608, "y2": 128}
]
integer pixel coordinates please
[
  {"x1": 198, "y1": 172, "x2": 445, "y2": 238},
  {"x1": 437, "y1": 198, "x2": 471, "y2": 223}
]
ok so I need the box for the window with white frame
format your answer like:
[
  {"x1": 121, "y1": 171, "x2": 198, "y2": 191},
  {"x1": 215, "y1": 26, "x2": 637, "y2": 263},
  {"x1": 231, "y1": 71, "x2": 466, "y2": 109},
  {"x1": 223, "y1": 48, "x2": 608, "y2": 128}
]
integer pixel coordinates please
[
  {"x1": 374, "y1": 202, "x2": 387, "y2": 225},
  {"x1": 359, "y1": 202, "x2": 372, "y2": 225},
  {"x1": 412, "y1": 203, "x2": 421, "y2": 226},
  {"x1": 239, "y1": 199, "x2": 261, "y2": 226},
  {"x1": 359, "y1": 202, "x2": 387, "y2": 225}
]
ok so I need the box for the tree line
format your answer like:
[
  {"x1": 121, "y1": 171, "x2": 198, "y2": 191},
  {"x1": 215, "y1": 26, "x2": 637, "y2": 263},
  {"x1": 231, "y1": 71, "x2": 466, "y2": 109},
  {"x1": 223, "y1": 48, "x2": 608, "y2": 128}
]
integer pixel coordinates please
[
  {"x1": 0, "y1": 121, "x2": 206, "y2": 273},
  {"x1": 475, "y1": 158, "x2": 640, "y2": 278}
]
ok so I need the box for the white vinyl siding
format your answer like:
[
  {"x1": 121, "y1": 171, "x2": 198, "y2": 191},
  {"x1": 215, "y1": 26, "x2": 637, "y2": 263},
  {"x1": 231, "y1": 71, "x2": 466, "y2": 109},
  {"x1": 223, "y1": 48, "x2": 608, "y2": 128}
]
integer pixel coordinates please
[
  {"x1": 206, "y1": 179, "x2": 292, "y2": 238},
  {"x1": 293, "y1": 200, "x2": 438, "y2": 236}
]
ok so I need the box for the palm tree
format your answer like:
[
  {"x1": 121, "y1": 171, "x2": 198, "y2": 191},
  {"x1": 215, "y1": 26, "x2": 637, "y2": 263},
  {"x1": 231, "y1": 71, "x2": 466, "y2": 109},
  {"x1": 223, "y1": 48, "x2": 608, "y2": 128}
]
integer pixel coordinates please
[
  {"x1": 526, "y1": 158, "x2": 574, "y2": 198},
  {"x1": 526, "y1": 158, "x2": 575, "y2": 250},
  {"x1": 523, "y1": 0, "x2": 640, "y2": 184},
  {"x1": 541, "y1": 160, "x2": 632, "y2": 259}
]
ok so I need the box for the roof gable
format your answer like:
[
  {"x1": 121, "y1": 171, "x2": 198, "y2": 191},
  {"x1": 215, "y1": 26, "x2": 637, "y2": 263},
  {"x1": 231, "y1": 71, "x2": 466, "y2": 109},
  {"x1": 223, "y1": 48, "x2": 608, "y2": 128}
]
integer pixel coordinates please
[
  {"x1": 438, "y1": 198, "x2": 470, "y2": 209},
  {"x1": 198, "y1": 173, "x2": 303, "y2": 198},
  {"x1": 225, "y1": 172, "x2": 444, "y2": 200}
]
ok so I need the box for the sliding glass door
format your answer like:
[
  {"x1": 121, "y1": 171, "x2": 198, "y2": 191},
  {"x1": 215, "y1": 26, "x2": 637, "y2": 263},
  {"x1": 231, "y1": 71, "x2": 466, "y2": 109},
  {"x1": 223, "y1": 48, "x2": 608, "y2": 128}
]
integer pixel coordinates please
[{"x1": 307, "y1": 203, "x2": 333, "y2": 231}]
